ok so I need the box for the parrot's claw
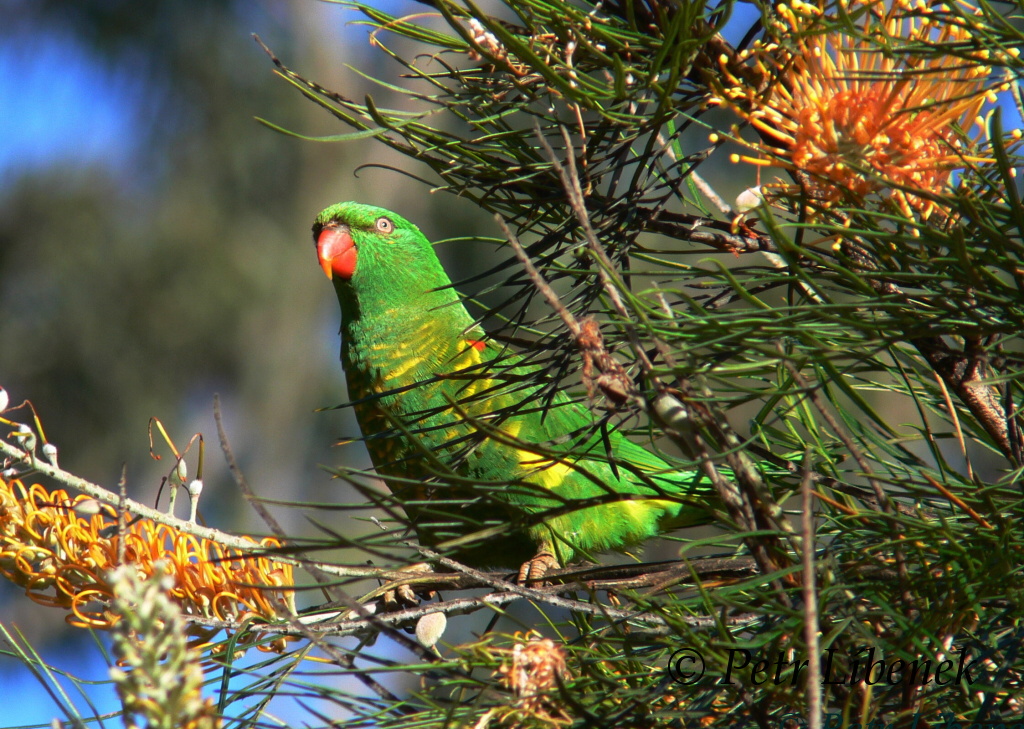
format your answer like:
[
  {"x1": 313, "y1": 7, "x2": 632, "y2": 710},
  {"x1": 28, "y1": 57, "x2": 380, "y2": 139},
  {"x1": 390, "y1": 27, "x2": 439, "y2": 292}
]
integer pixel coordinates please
[
  {"x1": 517, "y1": 552, "x2": 560, "y2": 586},
  {"x1": 380, "y1": 562, "x2": 436, "y2": 610}
]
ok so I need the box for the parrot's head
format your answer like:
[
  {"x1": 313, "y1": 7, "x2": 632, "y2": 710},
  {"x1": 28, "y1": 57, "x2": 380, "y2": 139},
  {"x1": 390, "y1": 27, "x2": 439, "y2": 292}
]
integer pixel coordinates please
[{"x1": 312, "y1": 202, "x2": 443, "y2": 290}]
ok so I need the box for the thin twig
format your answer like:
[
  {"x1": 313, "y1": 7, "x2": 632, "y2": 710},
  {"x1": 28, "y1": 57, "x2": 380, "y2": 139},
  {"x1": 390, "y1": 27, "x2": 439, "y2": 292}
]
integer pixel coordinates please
[
  {"x1": 496, "y1": 215, "x2": 582, "y2": 339},
  {"x1": 212, "y1": 395, "x2": 443, "y2": 677},
  {"x1": 0, "y1": 438, "x2": 308, "y2": 560},
  {"x1": 839, "y1": 239, "x2": 1018, "y2": 465},
  {"x1": 522, "y1": 123, "x2": 796, "y2": 591},
  {"x1": 689, "y1": 170, "x2": 736, "y2": 218},
  {"x1": 780, "y1": 354, "x2": 914, "y2": 605},
  {"x1": 228, "y1": 588, "x2": 759, "y2": 639},
  {"x1": 0, "y1": 435, "x2": 430, "y2": 582},
  {"x1": 116, "y1": 464, "x2": 128, "y2": 566},
  {"x1": 801, "y1": 450, "x2": 822, "y2": 729},
  {"x1": 214, "y1": 395, "x2": 289, "y2": 542}
]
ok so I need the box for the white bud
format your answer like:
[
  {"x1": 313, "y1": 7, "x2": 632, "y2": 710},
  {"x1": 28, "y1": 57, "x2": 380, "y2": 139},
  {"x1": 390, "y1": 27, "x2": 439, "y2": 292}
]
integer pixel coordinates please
[
  {"x1": 187, "y1": 478, "x2": 203, "y2": 523},
  {"x1": 0, "y1": 387, "x2": 8, "y2": 413},
  {"x1": 735, "y1": 186, "x2": 764, "y2": 213},
  {"x1": 654, "y1": 393, "x2": 689, "y2": 429},
  {"x1": 175, "y1": 459, "x2": 187, "y2": 482},
  {"x1": 12, "y1": 425, "x2": 35, "y2": 450},
  {"x1": 74, "y1": 499, "x2": 104, "y2": 517},
  {"x1": 415, "y1": 611, "x2": 447, "y2": 652},
  {"x1": 42, "y1": 442, "x2": 58, "y2": 466}
]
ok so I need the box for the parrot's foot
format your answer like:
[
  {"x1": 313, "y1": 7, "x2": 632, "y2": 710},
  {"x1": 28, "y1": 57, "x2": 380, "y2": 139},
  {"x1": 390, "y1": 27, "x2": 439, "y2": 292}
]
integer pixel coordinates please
[
  {"x1": 517, "y1": 552, "x2": 560, "y2": 586},
  {"x1": 382, "y1": 562, "x2": 436, "y2": 610}
]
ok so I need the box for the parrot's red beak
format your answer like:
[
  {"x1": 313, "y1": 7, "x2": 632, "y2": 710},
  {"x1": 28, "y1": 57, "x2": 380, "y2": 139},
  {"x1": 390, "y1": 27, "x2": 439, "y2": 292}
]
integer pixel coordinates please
[{"x1": 316, "y1": 226, "x2": 357, "y2": 280}]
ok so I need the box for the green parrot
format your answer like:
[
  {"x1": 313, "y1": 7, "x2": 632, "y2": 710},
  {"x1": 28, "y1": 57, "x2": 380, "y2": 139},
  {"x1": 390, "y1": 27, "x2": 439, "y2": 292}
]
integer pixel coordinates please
[{"x1": 313, "y1": 202, "x2": 716, "y2": 582}]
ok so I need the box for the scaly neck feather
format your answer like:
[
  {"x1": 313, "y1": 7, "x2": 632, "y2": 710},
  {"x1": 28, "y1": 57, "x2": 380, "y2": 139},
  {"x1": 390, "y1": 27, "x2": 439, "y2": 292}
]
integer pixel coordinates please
[{"x1": 336, "y1": 265, "x2": 478, "y2": 384}]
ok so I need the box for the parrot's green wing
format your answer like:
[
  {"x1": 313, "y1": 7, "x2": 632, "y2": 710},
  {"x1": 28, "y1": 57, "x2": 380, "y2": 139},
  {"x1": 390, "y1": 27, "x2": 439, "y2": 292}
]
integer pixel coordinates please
[{"x1": 313, "y1": 201, "x2": 719, "y2": 580}]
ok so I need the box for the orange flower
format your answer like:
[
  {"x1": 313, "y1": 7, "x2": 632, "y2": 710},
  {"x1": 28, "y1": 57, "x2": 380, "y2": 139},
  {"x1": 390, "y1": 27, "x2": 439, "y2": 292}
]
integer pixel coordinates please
[
  {"x1": 713, "y1": 0, "x2": 1010, "y2": 219},
  {"x1": 0, "y1": 477, "x2": 293, "y2": 634}
]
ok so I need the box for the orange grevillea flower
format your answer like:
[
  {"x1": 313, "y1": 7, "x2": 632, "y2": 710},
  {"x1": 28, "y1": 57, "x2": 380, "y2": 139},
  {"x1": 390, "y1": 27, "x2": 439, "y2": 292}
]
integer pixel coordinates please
[
  {"x1": 0, "y1": 477, "x2": 294, "y2": 632},
  {"x1": 713, "y1": 0, "x2": 1013, "y2": 219}
]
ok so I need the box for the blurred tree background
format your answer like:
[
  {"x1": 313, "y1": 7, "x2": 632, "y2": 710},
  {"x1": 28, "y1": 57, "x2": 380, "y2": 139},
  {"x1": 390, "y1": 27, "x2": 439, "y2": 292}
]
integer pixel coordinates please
[{"x1": 0, "y1": 0, "x2": 489, "y2": 712}]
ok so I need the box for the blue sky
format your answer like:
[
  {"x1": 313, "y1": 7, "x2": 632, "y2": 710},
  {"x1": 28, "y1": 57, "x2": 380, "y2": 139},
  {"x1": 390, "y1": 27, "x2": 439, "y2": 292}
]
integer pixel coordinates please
[{"x1": 0, "y1": 33, "x2": 140, "y2": 183}]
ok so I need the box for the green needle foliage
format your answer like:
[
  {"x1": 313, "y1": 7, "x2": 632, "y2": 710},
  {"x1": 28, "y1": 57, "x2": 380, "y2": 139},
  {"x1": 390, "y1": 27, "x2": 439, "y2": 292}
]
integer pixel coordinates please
[
  {"x1": 2, "y1": 0, "x2": 1023, "y2": 727},
  {"x1": 247, "y1": 0, "x2": 1024, "y2": 725}
]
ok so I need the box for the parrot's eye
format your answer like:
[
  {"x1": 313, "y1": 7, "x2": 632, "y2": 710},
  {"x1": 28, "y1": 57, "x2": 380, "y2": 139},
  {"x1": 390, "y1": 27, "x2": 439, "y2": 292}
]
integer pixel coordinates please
[{"x1": 376, "y1": 217, "x2": 394, "y2": 234}]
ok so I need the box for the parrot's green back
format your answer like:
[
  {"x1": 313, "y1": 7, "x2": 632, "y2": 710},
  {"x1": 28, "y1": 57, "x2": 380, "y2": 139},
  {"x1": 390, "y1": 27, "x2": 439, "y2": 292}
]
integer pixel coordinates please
[{"x1": 313, "y1": 202, "x2": 715, "y2": 570}]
